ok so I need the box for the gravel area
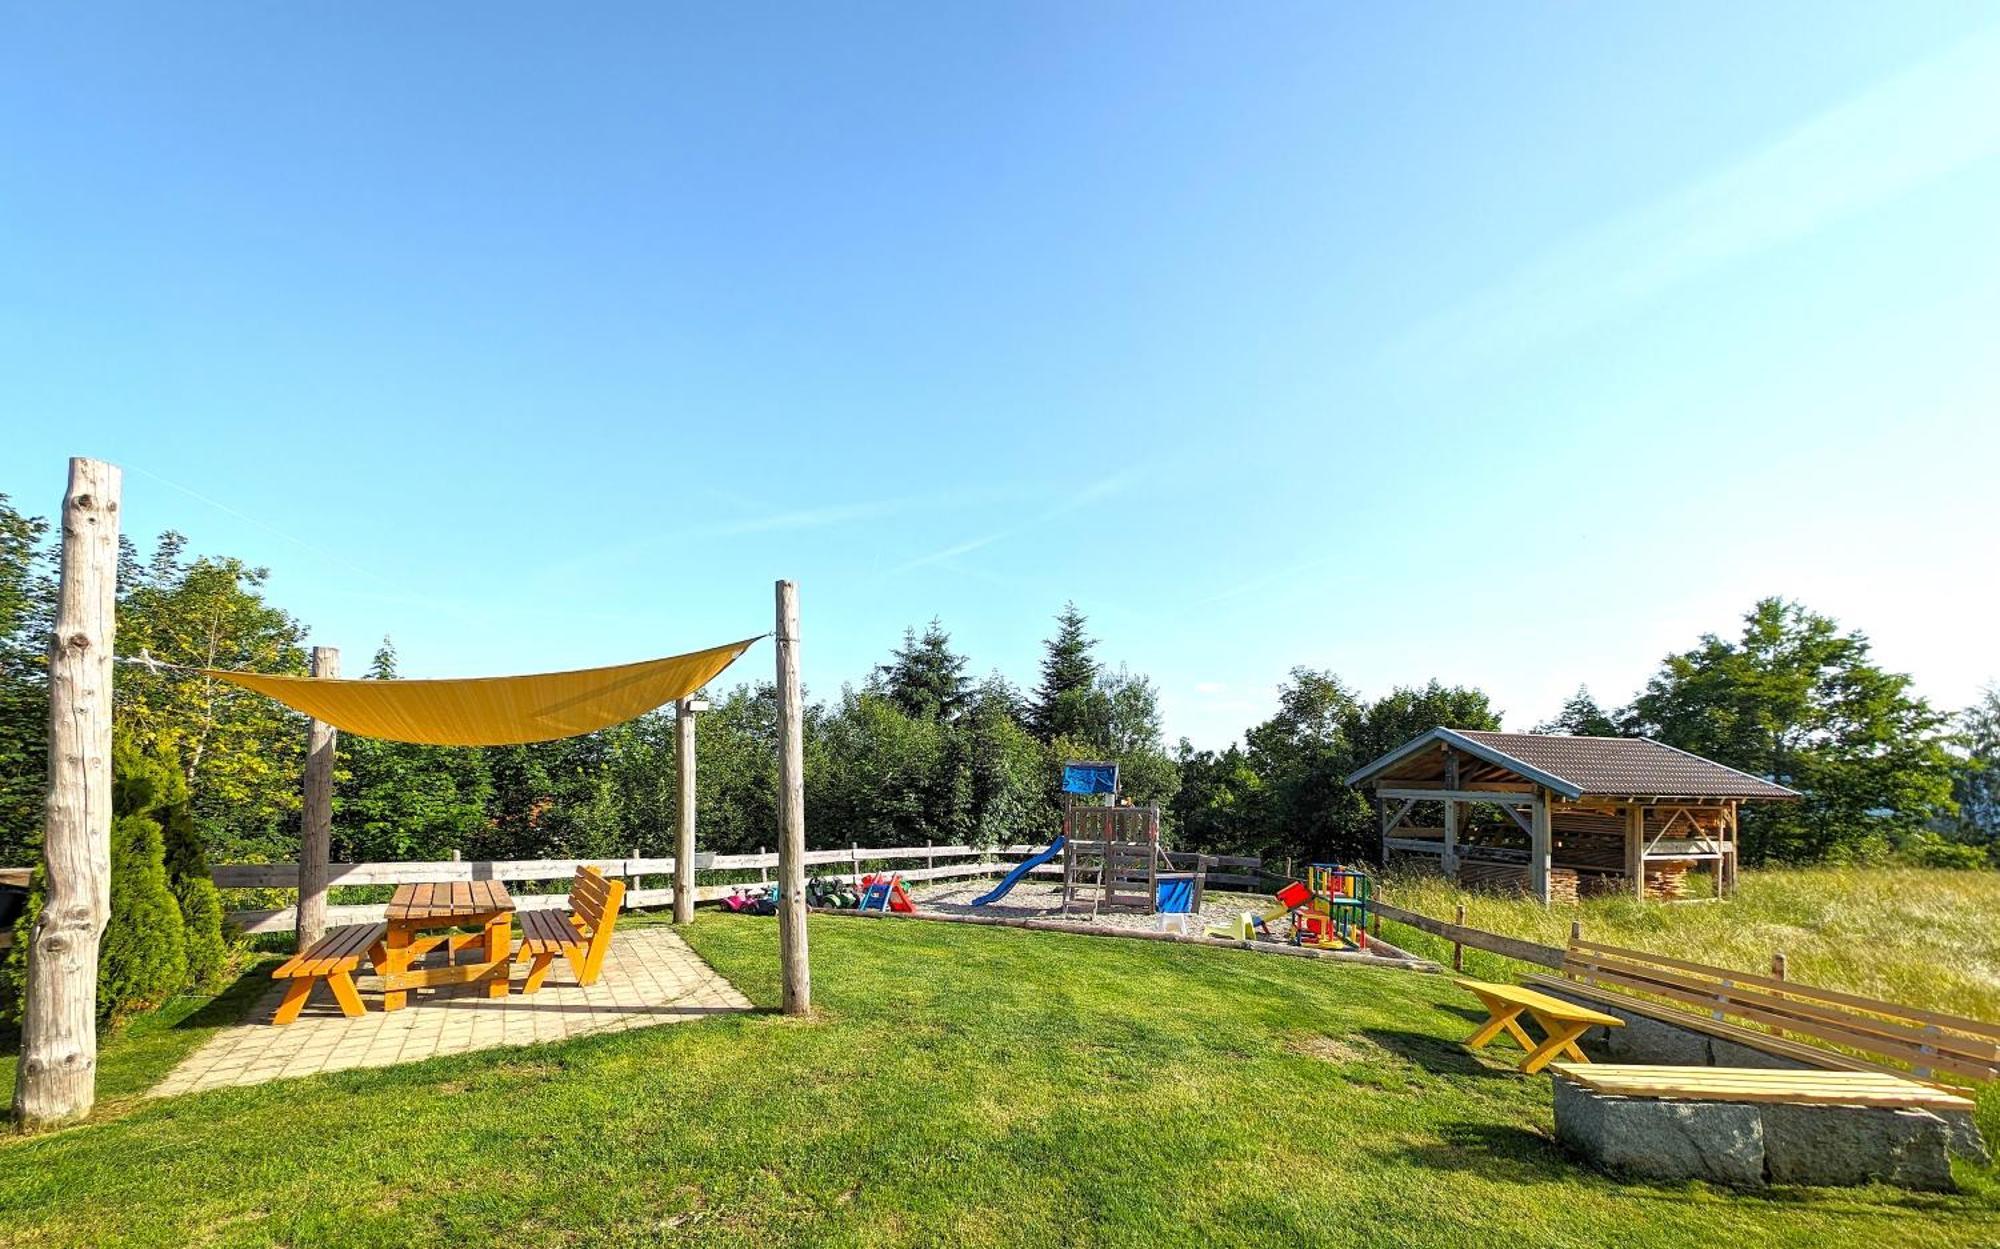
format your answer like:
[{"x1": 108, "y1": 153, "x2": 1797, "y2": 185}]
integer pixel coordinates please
[{"x1": 908, "y1": 879, "x2": 1280, "y2": 937}]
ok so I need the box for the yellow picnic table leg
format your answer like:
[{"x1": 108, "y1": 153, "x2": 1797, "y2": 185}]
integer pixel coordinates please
[
  {"x1": 1520, "y1": 1017, "x2": 1595, "y2": 1074},
  {"x1": 1464, "y1": 996, "x2": 1529, "y2": 1052}
]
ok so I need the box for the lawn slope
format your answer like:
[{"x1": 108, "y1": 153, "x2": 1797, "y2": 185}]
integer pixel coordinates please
[{"x1": 0, "y1": 913, "x2": 1991, "y2": 1247}]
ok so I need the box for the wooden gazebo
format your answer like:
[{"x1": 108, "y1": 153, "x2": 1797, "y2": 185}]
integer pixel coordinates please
[{"x1": 1346, "y1": 729, "x2": 1797, "y2": 903}]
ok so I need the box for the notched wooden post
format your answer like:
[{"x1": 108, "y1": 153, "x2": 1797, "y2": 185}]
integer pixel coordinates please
[
  {"x1": 297, "y1": 646, "x2": 339, "y2": 951},
  {"x1": 15, "y1": 457, "x2": 120, "y2": 1128},
  {"x1": 775, "y1": 579, "x2": 810, "y2": 1016}
]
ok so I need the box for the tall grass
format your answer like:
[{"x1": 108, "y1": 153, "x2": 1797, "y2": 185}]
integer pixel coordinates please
[{"x1": 1375, "y1": 866, "x2": 2000, "y2": 1022}]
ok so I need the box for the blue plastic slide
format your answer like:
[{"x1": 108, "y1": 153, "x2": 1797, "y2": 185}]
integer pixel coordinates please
[{"x1": 972, "y1": 836, "x2": 1067, "y2": 906}]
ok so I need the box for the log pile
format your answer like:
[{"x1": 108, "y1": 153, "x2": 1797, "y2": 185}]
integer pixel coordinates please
[
  {"x1": 1646, "y1": 860, "x2": 1695, "y2": 901},
  {"x1": 1455, "y1": 861, "x2": 1579, "y2": 902}
]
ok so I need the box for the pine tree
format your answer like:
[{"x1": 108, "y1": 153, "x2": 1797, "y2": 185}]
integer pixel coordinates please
[
  {"x1": 873, "y1": 618, "x2": 971, "y2": 722},
  {"x1": 1029, "y1": 602, "x2": 1100, "y2": 742}
]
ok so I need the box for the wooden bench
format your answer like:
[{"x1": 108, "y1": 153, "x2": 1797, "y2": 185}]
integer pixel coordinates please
[
  {"x1": 1549, "y1": 1063, "x2": 1976, "y2": 1110},
  {"x1": 270, "y1": 923, "x2": 387, "y2": 1024},
  {"x1": 1455, "y1": 977, "x2": 1625, "y2": 1073},
  {"x1": 514, "y1": 866, "x2": 625, "y2": 993},
  {"x1": 1526, "y1": 939, "x2": 2000, "y2": 1084}
]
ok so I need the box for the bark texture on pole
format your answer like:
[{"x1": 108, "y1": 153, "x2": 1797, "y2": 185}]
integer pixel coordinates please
[
  {"x1": 14, "y1": 457, "x2": 120, "y2": 1128},
  {"x1": 673, "y1": 699, "x2": 697, "y2": 925},
  {"x1": 774, "y1": 580, "x2": 811, "y2": 1015},
  {"x1": 296, "y1": 646, "x2": 339, "y2": 951}
]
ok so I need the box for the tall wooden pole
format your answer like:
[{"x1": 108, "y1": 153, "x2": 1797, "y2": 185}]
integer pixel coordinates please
[
  {"x1": 15, "y1": 458, "x2": 120, "y2": 1128},
  {"x1": 296, "y1": 646, "x2": 338, "y2": 951},
  {"x1": 673, "y1": 699, "x2": 697, "y2": 925},
  {"x1": 774, "y1": 579, "x2": 810, "y2": 1015}
]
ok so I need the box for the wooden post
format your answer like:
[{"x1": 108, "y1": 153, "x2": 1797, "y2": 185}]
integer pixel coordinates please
[
  {"x1": 1626, "y1": 803, "x2": 1645, "y2": 899},
  {"x1": 1452, "y1": 903, "x2": 1465, "y2": 972},
  {"x1": 15, "y1": 458, "x2": 120, "y2": 1128},
  {"x1": 296, "y1": 646, "x2": 339, "y2": 951},
  {"x1": 1529, "y1": 789, "x2": 1552, "y2": 904},
  {"x1": 1570, "y1": 918, "x2": 1582, "y2": 943},
  {"x1": 851, "y1": 841, "x2": 862, "y2": 889},
  {"x1": 758, "y1": 846, "x2": 768, "y2": 885},
  {"x1": 1441, "y1": 798, "x2": 1459, "y2": 882},
  {"x1": 673, "y1": 699, "x2": 697, "y2": 925},
  {"x1": 774, "y1": 580, "x2": 810, "y2": 1015}
]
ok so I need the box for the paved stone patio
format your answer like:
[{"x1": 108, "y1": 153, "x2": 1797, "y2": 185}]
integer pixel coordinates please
[{"x1": 151, "y1": 925, "x2": 753, "y2": 1097}]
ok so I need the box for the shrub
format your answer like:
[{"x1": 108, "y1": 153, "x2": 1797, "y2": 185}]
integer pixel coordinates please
[
  {"x1": 1899, "y1": 831, "x2": 1991, "y2": 871},
  {"x1": 158, "y1": 770, "x2": 229, "y2": 992},
  {"x1": 98, "y1": 812, "x2": 187, "y2": 1023}
]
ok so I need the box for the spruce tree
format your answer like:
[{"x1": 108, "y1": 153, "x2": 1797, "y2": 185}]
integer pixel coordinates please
[
  {"x1": 873, "y1": 618, "x2": 970, "y2": 722},
  {"x1": 1029, "y1": 602, "x2": 1099, "y2": 742}
]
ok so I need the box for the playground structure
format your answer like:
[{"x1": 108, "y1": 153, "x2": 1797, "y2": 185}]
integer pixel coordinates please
[
  {"x1": 973, "y1": 761, "x2": 1204, "y2": 918},
  {"x1": 1207, "y1": 863, "x2": 1372, "y2": 950}
]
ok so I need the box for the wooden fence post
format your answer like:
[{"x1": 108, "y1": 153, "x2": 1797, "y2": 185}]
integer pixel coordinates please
[
  {"x1": 1771, "y1": 950, "x2": 1787, "y2": 1040},
  {"x1": 759, "y1": 847, "x2": 768, "y2": 886},
  {"x1": 674, "y1": 698, "x2": 697, "y2": 924},
  {"x1": 1570, "y1": 919, "x2": 1582, "y2": 943},
  {"x1": 15, "y1": 457, "x2": 120, "y2": 1128},
  {"x1": 774, "y1": 580, "x2": 810, "y2": 1016},
  {"x1": 850, "y1": 841, "x2": 861, "y2": 889},
  {"x1": 1453, "y1": 903, "x2": 1466, "y2": 972},
  {"x1": 297, "y1": 646, "x2": 338, "y2": 951}
]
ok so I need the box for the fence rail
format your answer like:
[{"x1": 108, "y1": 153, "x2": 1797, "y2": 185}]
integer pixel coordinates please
[
  {"x1": 1364, "y1": 898, "x2": 1565, "y2": 969},
  {"x1": 206, "y1": 843, "x2": 1264, "y2": 935}
]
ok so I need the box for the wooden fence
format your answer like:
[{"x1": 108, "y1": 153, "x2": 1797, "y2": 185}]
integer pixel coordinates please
[
  {"x1": 211, "y1": 845, "x2": 1265, "y2": 935},
  {"x1": 1364, "y1": 898, "x2": 1566, "y2": 969}
]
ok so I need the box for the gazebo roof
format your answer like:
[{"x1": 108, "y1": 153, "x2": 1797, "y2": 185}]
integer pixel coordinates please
[{"x1": 1345, "y1": 727, "x2": 1798, "y2": 802}]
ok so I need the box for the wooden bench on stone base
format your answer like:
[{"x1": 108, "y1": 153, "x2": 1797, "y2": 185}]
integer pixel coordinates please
[
  {"x1": 270, "y1": 923, "x2": 388, "y2": 1024},
  {"x1": 515, "y1": 866, "x2": 626, "y2": 993}
]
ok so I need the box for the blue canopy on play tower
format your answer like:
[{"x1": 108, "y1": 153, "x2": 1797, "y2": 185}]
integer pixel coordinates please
[{"x1": 1062, "y1": 762, "x2": 1119, "y2": 796}]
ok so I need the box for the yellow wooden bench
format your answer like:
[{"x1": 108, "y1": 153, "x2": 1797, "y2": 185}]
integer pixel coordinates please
[
  {"x1": 1455, "y1": 978, "x2": 1625, "y2": 1073},
  {"x1": 514, "y1": 866, "x2": 625, "y2": 993},
  {"x1": 1526, "y1": 938, "x2": 2000, "y2": 1084},
  {"x1": 270, "y1": 922, "x2": 387, "y2": 1024}
]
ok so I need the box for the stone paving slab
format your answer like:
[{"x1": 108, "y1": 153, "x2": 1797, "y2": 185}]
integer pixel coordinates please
[{"x1": 151, "y1": 926, "x2": 753, "y2": 1097}]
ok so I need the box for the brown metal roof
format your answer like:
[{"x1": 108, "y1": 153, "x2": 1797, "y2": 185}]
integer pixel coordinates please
[{"x1": 1451, "y1": 731, "x2": 1797, "y2": 800}]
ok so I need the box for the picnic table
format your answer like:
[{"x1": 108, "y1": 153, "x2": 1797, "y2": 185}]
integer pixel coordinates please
[
  {"x1": 378, "y1": 880, "x2": 515, "y2": 1011},
  {"x1": 1455, "y1": 977, "x2": 1625, "y2": 1074}
]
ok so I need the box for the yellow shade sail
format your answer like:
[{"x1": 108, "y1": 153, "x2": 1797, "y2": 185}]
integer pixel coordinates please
[{"x1": 204, "y1": 638, "x2": 759, "y2": 746}]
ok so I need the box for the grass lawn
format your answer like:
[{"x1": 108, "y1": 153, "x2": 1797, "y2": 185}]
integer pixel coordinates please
[{"x1": 0, "y1": 912, "x2": 1995, "y2": 1247}]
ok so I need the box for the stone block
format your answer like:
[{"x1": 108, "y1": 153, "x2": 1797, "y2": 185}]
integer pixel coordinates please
[
  {"x1": 1553, "y1": 1077, "x2": 1766, "y2": 1188},
  {"x1": 1762, "y1": 1103, "x2": 1954, "y2": 1192}
]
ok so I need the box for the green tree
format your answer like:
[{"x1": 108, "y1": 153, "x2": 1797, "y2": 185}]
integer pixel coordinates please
[
  {"x1": 115, "y1": 533, "x2": 310, "y2": 863},
  {"x1": 1170, "y1": 739, "x2": 1261, "y2": 855},
  {"x1": 1949, "y1": 683, "x2": 1999, "y2": 857},
  {"x1": 1535, "y1": 686, "x2": 1621, "y2": 737},
  {"x1": 1029, "y1": 603, "x2": 1099, "y2": 742},
  {"x1": 1625, "y1": 598, "x2": 1957, "y2": 864},
  {"x1": 873, "y1": 618, "x2": 970, "y2": 722},
  {"x1": 0, "y1": 494, "x2": 52, "y2": 864},
  {"x1": 962, "y1": 677, "x2": 1051, "y2": 846}
]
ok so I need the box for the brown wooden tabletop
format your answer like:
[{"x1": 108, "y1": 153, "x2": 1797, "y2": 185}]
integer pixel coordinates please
[{"x1": 387, "y1": 879, "x2": 513, "y2": 925}]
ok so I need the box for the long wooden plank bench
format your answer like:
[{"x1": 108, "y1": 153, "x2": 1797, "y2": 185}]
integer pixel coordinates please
[
  {"x1": 1526, "y1": 938, "x2": 2000, "y2": 1084},
  {"x1": 514, "y1": 866, "x2": 625, "y2": 993},
  {"x1": 270, "y1": 922, "x2": 387, "y2": 1024},
  {"x1": 1549, "y1": 1064, "x2": 1976, "y2": 1110}
]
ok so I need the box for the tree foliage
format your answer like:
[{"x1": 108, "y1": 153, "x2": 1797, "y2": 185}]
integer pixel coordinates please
[{"x1": 1625, "y1": 598, "x2": 1957, "y2": 864}]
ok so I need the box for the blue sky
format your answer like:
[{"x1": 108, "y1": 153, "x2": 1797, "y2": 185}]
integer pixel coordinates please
[{"x1": 4, "y1": 5, "x2": 1998, "y2": 748}]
